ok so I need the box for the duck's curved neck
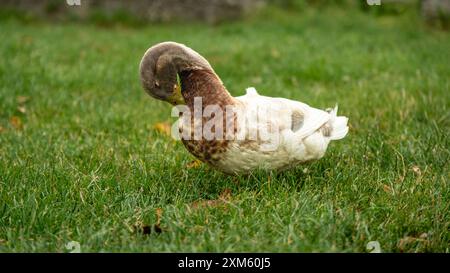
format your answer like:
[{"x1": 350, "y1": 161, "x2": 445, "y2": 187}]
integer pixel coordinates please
[{"x1": 179, "y1": 70, "x2": 235, "y2": 110}]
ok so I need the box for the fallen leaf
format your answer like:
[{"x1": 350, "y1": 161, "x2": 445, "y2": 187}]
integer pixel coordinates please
[
  {"x1": 219, "y1": 188, "x2": 232, "y2": 200},
  {"x1": 153, "y1": 122, "x2": 171, "y2": 136},
  {"x1": 17, "y1": 106, "x2": 26, "y2": 114},
  {"x1": 10, "y1": 116, "x2": 23, "y2": 130},
  {"x1": 382, "y1": 184, "x2": 392, "y2": 194},
  {"x1": 398, "y1": 236, "x2": 417, "y2": 252},
  {"x1": 186, "y1": 159, "x2": 202, "y2": 169},
  {"x1": 190, "y1": 188, "x2": 232, "y2": 210},
  {"x1": 17, "y1": 96, "x2": 30, "y2": 104},
  {"x1": 398, "y1": 235, "x2": 429, "y2": 252}
]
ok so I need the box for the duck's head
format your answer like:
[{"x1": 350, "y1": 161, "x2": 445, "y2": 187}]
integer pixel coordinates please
[{"x1": 139, "y1": 41, "x2": 214, "y2": 105}]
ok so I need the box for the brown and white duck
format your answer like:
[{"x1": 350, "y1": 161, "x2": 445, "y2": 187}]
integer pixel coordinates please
[{"x1": 139, "y1": 41, "x2": 348, "y2": 174}]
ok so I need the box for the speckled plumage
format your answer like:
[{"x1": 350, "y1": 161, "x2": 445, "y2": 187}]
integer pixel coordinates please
[
  {"x1": 177, "y1": 70, "x2": 238, "y2": 167},
  {"x1": 140, "y1": 42, "x2": 349, "y2": 174}
]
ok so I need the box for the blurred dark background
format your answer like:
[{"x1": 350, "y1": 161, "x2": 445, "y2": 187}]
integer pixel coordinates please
[{"x1": 0, "y1": 0, "x2": 448, "y2": 28}]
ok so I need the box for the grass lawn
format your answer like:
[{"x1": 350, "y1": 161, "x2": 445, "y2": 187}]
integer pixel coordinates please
[{"x1": 0, "y1": 6, "x2": 448, "y2": 252}]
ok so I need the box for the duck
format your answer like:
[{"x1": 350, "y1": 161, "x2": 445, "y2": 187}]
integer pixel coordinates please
[{"x1": 139, "y1": 41, "x2": 349, "y2": 174}]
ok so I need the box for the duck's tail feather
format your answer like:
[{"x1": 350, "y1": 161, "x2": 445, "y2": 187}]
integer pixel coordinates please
[{"x1": 328, "y1": 105, "x2": 349, "y2": 140}]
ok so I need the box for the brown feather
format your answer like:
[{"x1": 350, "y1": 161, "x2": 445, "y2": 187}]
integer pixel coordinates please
[{"x1": 178, "y1": 70, "x2": 238, "y2": 166}]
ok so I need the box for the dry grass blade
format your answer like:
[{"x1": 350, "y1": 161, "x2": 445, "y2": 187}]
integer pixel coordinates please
[{"x1": 186, "y1": 159, "x2": 202, "y2": 169}]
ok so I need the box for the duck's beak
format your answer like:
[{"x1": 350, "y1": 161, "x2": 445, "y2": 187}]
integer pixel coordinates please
[{"x1": 167, "y1": 83, "x2": 184, "y2": 105}]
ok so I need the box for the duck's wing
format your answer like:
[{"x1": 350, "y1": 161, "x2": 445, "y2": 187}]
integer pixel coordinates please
[
  {"x1": 235, "y1": 87, "x2": 330, "y2": 139},
  {"x1": 281, "y1": 98, "x2": 330, "y2": 139},
  {"x1": 233, "y1": 87, "x2": 348, "y2": 163}
]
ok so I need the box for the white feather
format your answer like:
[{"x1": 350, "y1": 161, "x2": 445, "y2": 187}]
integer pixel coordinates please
[{"x1": 214, "y1": 87, "x2": 349, "y2": 174}]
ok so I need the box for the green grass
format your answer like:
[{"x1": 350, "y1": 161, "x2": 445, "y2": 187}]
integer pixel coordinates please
[{"x1": 0, "y1": 6, "x2": 449, "y2": 252}]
